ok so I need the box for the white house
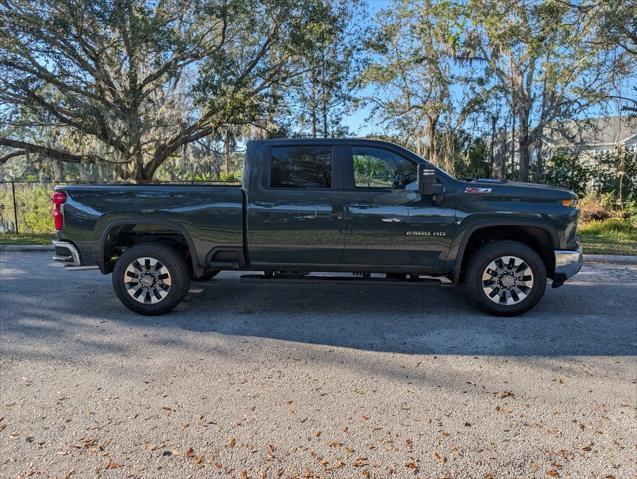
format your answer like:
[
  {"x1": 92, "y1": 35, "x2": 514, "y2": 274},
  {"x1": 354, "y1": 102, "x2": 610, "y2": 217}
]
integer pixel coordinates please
[{"x1": 543, "y1": 115, "x2": 637, "y2": 158}]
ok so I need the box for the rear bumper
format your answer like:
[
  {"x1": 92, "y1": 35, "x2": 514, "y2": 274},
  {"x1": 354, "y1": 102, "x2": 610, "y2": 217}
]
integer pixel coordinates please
[
  {"x1": 552, "y1": 247, "x2": 583, "y2": 288},
  {"x1": 52, "y1": 240, "x2": 81, "y2": 266}
]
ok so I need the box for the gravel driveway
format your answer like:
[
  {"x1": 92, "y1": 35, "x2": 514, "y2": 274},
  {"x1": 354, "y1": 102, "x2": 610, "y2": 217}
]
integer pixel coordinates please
[{"x1": 1, "y1": 252, "x2": 636, "y2": 478}]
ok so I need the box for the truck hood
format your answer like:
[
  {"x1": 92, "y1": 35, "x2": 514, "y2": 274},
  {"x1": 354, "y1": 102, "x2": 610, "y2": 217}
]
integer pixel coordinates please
[{"x1": 463, "y1": 179, "x2": 577, "y2": 201}]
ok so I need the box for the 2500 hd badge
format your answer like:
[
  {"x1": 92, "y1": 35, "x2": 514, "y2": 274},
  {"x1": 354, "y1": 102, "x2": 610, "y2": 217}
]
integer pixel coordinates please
[{"x1": 406, "y1": 231, "x2": 447, "y2": 236}]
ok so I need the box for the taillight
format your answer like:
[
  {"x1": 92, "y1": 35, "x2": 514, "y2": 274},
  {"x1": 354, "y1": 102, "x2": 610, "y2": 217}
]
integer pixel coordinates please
[{"x1": 52, "y1": 191, "x2": 67, "y2": 230}]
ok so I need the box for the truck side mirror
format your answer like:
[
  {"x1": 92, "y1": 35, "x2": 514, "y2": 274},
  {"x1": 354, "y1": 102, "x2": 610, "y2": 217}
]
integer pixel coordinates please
[{"x1": 417, "y1": 164, "x2": 444, "y2": 196}]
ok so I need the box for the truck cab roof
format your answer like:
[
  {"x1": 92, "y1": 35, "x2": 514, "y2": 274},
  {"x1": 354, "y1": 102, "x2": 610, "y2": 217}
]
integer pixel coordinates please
[{"x1": 247, "y1": 138, "x2": 407, "y2": 148}]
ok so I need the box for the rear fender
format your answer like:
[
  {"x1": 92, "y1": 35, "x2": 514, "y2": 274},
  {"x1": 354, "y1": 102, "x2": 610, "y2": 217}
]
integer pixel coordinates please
[{"x1": 98, "y1": 219, "x2": 200, "y2": 276}]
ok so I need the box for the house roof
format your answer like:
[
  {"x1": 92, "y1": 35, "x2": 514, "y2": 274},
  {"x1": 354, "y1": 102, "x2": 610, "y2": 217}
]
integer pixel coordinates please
[{"x1": 544, "y1": 115, "x2": 637, "y2": 147}]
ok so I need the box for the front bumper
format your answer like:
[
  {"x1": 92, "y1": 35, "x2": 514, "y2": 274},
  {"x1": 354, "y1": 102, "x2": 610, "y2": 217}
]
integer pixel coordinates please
[{"x1": 552, "y1": 247, "x2": 583, "y2": 288}]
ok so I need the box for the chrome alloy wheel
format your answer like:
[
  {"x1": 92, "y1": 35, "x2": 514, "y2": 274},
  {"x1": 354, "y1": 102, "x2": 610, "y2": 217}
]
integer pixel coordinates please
[
  {"x1": 124, "y1": 257, "x2": 172, "y2": 304},
  {"x1": 481, "y1": 255, "x2": 534, "y2": 306}
]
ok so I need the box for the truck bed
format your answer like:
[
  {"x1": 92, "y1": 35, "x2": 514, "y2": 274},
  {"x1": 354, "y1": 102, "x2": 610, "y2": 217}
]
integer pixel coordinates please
[{"x1": 55, "y1": 184, "x2": 244, "y2": 269}]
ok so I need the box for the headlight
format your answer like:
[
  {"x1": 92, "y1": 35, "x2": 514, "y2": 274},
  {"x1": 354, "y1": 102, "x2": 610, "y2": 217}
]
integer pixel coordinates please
[{"x1": 561, "y1": 198, "x2": 578, "y2": 208}]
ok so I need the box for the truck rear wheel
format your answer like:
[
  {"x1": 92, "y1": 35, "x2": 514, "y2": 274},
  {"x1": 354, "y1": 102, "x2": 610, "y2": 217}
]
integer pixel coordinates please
[
  {"x1": 112, "y1": 243, "x2": 191, "y2": 316},
  {"x1": 464, "y1": 240, "x2": 546, "y2": 316}
]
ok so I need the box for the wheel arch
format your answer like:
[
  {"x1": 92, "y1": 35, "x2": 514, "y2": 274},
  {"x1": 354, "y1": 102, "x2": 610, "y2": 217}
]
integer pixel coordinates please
[
  {"x1": 453, "y1": 223, "x2": 557, "y2": 283},
  {"x1": 98, "y1": 219, "x2": 200, "y2": 276}
]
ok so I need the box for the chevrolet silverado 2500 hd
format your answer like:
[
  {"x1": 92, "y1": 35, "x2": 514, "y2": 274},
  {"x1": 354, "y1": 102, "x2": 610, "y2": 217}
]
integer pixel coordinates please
[{"x1": 52, "y1": 139, "x2": 582, "y2": 316}]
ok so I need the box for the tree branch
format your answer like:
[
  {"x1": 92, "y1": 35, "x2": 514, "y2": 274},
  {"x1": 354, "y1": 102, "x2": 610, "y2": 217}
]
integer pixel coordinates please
[
  {"x1": 0, "y1": 137, "x2": 107, "y2": 164},
  {"x1": 0, "y1": 149, "x2": 28, "y2": 165}
]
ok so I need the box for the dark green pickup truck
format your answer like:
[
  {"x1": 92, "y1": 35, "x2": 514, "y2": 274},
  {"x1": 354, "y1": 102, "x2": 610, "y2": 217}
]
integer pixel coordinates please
[{"x1": 52, "y1": 138, "x2": 582, "y2": 316}]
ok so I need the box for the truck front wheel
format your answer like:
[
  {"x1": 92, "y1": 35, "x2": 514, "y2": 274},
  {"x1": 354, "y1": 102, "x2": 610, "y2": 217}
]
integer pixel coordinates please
[
  {"x1": 112, "y1": 243, "x2": 191, "y2": 316},
  {"x1": 464, "y1": 240, "x2": 546, "y2": 316}
]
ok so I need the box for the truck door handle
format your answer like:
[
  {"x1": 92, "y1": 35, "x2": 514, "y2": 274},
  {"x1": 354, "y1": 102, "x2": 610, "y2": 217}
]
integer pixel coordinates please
[{"x1": 254, "y1": 201, "x2": 279, "y2": 207}]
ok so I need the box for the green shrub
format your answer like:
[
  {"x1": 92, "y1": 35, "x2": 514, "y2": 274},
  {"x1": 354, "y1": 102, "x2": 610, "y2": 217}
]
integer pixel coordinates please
[{"x1": 544, "y1": 152, "x2": 591, "y2": 196}]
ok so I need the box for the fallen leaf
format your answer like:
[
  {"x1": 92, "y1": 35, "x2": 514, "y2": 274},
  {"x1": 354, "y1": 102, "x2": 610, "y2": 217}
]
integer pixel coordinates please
[
  {"x1": 228, "y1": 437, "x2": 236, "y2": 448},
  {"x1": 433, "y1": 452, "x2": 447, "y2": 464},
  {"x1": 240, "y1": 470, "x2": 248, "y2": 479},
  {"x1": 405, "y1": 462, "x2": 418, "y2": 471},
  {"x1": 185, "y1": 447, "x2": 194, "y2": 457},
  {"x1": 353, "y1": 457, "x2": 368, "y2": 467},
  {"x1": 546, "y1": 470, "x2": 560, "y2": 477},
  {"x1": 267, "y1": 444, "x2": 276, "y2": 457},
  {"x1": 496, "y1": 391, "x2": 514, "y2": 399},
  {"x1": 105, "y1": 459, "x2": 124, "y2": 470}
]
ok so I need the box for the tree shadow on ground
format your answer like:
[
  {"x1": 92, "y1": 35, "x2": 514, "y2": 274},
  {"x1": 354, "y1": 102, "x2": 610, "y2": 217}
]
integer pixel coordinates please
[{"x1": 2, "y1": 262, "x2": 636, "y2": 359}]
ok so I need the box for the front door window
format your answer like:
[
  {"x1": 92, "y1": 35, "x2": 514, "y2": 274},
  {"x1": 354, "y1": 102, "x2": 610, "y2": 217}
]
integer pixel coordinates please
[{"x1": 352, "y1": 147, "x2": 417, "y2": 190}]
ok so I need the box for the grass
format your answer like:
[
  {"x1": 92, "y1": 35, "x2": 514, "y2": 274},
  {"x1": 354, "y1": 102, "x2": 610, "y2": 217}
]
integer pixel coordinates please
[
  {"x1": 0, "y1": 233, "x2": 54, "y2": 245},
  {"x1": 578, "y1": 218, "x2": 637, "y2": 255}
]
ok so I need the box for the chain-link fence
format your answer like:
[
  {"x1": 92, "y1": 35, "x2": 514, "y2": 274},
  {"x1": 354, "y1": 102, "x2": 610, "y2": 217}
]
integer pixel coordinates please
[{"x1": 0, "y1": 182, "x2": 56, "y2": 234}]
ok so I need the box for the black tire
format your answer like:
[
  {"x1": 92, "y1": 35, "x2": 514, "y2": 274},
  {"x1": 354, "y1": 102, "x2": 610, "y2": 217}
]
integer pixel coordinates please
[
  {"x1": 464, "y1": 240, "x2": 546, "y2": 316},
  {"x1": 112, "y1": 243, "x2": 191, "y2": 316},
  {"x1": 193, "y1": 269, "x2": 220, "y2": 281}
]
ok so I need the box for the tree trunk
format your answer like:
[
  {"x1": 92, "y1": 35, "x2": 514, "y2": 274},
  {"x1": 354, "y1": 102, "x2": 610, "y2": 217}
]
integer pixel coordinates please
[
  {"x1": 310, "y1": 68, "x2": 318, "y2": 138},
  {"x1": 320, "y1": 51, "x2": 328, "y2": 138},
  {"x1": 518, "y1": 118, "x2": 531, "y2": 182},
  {"x1": 79, "y1": 161, "x2": 89, "y2": 183},
  {"x1": 518, "y1": 139, "x2": 530, "y2": 182},
  {"x1": 322, "y1": 101, "x2": 328, "y2": 139},
  {"x1": 224, "y1": 129, "x2": 231, "y2": 176},
  {"x1": 489, "y1": 115, "x2": 497, "y2": 178},
  {"x1": 495, "y1": 132, "x2": 507, "y2": 179},
  {"x1": 426, "y1": 114, "x2": 439, "y2": 166},
  {"x1": 535, "y1": 128, "x2": 544, "y2": 183},
  {"x1": 510, "y1": 113, "x2": 516, "y2": 179},
  {"x1": 53, "y1": 160, "x2": 65, "y2": 182}
]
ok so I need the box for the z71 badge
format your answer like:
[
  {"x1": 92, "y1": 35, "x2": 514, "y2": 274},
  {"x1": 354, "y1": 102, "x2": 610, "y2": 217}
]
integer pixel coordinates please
[{"x1": 465, "y1": 187, "x2": 492, "y2": 193}]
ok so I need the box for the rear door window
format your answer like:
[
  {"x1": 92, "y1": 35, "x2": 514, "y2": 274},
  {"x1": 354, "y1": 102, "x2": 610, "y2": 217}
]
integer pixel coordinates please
[{"x1": 270, "y1": 146, "x2": 332, "y2": 189}]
